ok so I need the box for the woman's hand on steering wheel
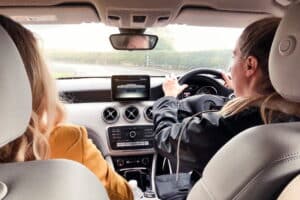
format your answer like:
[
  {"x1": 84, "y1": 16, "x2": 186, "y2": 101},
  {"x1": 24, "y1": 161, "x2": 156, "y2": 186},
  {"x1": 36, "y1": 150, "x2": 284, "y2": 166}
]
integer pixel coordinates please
[
  {"x1": 163, "y1": 74, "x2": 188, "y2": 97},
  {"x1": 221, "y1": 72, "x2": 233, "y2": 90}
]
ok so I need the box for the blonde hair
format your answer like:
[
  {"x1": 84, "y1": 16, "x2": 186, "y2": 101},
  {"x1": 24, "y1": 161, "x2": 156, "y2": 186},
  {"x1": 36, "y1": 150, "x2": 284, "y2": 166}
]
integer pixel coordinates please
[
  {"x1": 220, "y1": 17, "x2": 300, "y2": 123},
  {"x1": 0, "y1": 15, "x2": 65, "y2": 162}
]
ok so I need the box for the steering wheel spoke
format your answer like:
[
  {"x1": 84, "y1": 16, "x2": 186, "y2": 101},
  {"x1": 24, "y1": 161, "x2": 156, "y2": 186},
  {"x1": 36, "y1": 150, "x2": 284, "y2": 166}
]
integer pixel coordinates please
[{"x1": 177, "y1": 68, "x2": 233, "y2": 99}]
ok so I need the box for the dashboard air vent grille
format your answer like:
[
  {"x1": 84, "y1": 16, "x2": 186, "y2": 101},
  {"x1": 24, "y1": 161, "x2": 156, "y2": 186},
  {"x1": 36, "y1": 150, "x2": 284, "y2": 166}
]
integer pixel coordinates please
[
  {"x1": 124, "y1": 106, "x2": 140, "y2": 122},
  {"x1": 144, "y1": 106, "x2": 153, "y2": 122},
  {"x1": 102, "y1": 107, "x2": 119, "y2": 124}
]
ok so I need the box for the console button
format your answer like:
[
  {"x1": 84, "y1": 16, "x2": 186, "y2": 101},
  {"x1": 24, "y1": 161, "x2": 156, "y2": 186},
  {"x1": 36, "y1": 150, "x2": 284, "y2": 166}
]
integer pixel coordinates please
[
  {"x1": 116, "y1": 159, "x2": 125, "y2": 167},
  {"x1": 129, "y1": 131, "x2": 137, "y2": 139},
  {"x1": 142, "y1": 158, "x2": 149, "y2": 166}
]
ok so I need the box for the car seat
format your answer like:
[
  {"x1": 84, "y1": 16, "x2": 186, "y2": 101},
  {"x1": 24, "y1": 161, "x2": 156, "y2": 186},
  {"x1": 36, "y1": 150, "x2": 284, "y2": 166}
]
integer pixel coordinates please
[{"x1": 0, "y1": 24, "x2": 109, "y2": 200}]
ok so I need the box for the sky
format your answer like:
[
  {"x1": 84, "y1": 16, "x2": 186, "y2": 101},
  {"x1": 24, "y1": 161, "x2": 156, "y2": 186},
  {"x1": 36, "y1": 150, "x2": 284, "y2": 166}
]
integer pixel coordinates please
[{"x1": 27, "y1": 23, "x2": 243, "y2": 52}]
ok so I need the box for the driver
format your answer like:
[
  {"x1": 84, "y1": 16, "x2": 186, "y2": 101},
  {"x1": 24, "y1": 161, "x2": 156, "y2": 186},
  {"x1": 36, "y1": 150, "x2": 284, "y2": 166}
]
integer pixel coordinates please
[
  {"x1": 153, "y1": 17, "x2": 300, "y2": 174},
  {"x1": 123, "y1": 35, "x2": 150, "y2": 49}
]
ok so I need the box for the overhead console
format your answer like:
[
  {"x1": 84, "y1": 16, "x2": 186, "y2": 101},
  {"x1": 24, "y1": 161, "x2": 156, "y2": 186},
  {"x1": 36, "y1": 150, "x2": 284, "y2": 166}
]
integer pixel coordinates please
[{"x1": 97, "y1": 0, "x2": 182, "y2": 28}]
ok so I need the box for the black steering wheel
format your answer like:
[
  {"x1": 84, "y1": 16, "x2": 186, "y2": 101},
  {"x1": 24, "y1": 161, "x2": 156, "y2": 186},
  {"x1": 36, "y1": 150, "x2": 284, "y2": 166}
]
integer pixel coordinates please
[
  {"x1": 177, "y1": 68, "x2": 233, "y2": 98},
  {"x1": 176, "y1": 68, "x2": 233, "y2": 117},
  {"x1": 178, "y1": 68, "x2": 223, "y2": 85}
]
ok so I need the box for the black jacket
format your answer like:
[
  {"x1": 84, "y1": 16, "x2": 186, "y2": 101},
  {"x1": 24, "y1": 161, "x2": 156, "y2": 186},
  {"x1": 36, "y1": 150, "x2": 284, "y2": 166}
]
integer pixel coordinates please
[{"x1": 153, "y1": 96, "x2": 264, "y2": 173}]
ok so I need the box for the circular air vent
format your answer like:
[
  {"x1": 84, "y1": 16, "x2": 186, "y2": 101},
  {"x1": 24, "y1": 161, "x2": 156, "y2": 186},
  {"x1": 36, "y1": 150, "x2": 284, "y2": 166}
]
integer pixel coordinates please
[
  {"x1": 124, "y1": 106, "x2": 140, "y2": 122},
  {"x1": 144, "y1": 106, "x2": 153, "y2": 122},
  {"x1": 102, "y1": 107, "x2": 119, "y2": 124}
]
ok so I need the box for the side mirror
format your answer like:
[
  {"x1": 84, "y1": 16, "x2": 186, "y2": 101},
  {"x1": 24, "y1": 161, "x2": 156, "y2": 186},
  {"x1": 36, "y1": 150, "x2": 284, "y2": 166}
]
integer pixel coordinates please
[{"x1": 109, "y1": 34, "x2": 158, "y2": 50}]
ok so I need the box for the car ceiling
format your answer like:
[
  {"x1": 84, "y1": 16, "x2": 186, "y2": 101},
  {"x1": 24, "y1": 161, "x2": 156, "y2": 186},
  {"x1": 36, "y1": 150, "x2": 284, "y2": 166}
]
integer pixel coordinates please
[{"x1": 0, "y1": 0, "x2": 289, "y2": 27}]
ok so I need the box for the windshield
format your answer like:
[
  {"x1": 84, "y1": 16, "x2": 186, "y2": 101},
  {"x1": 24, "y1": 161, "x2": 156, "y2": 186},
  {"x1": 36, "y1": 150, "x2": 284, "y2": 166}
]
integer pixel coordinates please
[{"x1": 27, "y1": 23, "x2": 243, "y2": 78}]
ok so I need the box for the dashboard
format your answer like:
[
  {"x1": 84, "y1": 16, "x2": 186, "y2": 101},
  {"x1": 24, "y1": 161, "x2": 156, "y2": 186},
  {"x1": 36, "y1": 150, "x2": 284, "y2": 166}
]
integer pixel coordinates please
[
  {"x1": 58, "y1": 73, "x2": 230, "y2": 196},
  {"x1": 64, "y1": 99, "x2": 156, "y2": 193}
]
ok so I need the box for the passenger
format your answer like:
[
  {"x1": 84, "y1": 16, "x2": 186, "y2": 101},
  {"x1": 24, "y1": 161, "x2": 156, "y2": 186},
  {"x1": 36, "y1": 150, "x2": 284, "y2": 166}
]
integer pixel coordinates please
[
  {"x1": 153, "y1": 17, "x2": 300, "y2": 174},
  {"x1": 0, "y1": 15, "x2": 133, "y2": 200}
]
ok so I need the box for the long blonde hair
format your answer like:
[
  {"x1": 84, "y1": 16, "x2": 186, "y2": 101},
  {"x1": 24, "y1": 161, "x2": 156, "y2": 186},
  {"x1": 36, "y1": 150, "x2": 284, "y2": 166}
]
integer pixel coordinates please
[
  {"x1": 220, "y1": 17, "x2": 300, "y2": 123},
  {"x1": 0, "y1": 15, "x2": 65, "y2": 162}
]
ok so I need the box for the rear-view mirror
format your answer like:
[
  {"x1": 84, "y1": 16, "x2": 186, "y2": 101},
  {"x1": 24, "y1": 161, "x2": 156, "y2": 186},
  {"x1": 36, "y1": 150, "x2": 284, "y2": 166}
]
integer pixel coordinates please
[{"x1": 110, "y1": 34, "x2": 158, "y2": 50}]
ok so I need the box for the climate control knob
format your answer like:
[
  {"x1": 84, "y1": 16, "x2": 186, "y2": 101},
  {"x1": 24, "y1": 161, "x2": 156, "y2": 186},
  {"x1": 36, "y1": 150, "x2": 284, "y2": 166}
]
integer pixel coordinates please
[{"x1": 129, "y1": 131, "x2": 137, "y2": 139}]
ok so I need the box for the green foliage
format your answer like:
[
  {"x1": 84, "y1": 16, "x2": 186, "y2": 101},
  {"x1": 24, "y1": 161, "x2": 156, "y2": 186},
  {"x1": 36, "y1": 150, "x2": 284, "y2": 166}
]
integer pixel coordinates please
[{"x1": 46, "y1": 49, "x2": 231, "y2": 72}]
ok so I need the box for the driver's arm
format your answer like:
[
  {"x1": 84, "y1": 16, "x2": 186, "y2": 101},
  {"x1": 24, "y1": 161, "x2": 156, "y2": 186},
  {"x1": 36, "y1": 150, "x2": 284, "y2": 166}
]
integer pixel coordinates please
[{"x1": 153, "y1": 96, "x2": 262, "y2": 172}]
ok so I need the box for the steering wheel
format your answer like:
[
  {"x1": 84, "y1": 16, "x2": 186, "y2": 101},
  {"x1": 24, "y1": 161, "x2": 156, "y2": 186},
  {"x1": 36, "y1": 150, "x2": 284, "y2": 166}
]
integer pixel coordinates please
[
  {"x1": 176, "y1": 68, "x2": 233, "y2": 117},
  {"x1": 178, "y1": 68, "x2": 223, "y2": 85},
  {"x1": 177, "y1": 68, "x2": 233, "y2": 98}
]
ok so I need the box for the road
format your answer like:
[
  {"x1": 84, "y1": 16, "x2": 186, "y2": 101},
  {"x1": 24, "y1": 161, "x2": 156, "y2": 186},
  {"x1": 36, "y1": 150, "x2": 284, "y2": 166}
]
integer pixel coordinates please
[{"x1": 50, "y1": 62, "x2": 183, "y2": 78}]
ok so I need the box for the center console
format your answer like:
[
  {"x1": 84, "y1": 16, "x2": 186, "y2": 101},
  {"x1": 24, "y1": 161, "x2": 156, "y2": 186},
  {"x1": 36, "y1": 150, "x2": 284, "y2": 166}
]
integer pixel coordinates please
[
  {"x1": 113, "y1": 154, "x2": 153, "y2": 191},
  {"x1": 107, "y1": 75, "x2": 158, "y2": 198},
  {"x1": 107, "y1": 125, "x2": 156, "y2": 193},
  {"x1": 108, "y1": 125, "x2": 154, "y2": 150}
]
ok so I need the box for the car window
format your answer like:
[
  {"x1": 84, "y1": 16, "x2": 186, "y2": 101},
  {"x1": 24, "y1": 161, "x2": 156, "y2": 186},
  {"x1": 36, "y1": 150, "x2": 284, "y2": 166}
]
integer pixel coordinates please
[{"x1": 27, "y1": 23, "x2": 243, "y2": 78}]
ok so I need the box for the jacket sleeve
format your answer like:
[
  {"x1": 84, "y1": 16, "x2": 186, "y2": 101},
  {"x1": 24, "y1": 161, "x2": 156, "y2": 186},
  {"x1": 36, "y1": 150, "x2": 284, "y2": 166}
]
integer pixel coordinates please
[
  {"x1": 153, "y1": 96, "x2": 261, "y2": 171},
  {"x1": 50, "y1": 125, "x2": 133, "y2": 200}
]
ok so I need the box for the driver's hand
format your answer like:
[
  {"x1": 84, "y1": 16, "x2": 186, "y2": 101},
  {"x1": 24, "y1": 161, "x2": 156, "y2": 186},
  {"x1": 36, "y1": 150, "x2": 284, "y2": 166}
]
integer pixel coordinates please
[
  {"x1": 163, "y1": 74, "x2": 188, "y2": 97},
  {"x1": 222, "y1": 72, "x2": 233, "y2": 89}
]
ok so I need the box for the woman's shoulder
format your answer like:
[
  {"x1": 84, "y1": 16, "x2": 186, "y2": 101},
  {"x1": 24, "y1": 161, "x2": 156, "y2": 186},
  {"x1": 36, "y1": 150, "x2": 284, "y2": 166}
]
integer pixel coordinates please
[
  {"x1": 49, "y1": 124, "x2": 90, "y2": 160},
  {"x1": 51, "y1": 124, "x2": 87, "y2": 140},
  {"x1": 228, "y1": 107, "x2": 261, "y2": 120},
  {"x1": 49, "y1": 124, "x2": 88, "y2": 153},
  {"x1": 221, "y1": 107, "x2": 263, "y2": 135}
]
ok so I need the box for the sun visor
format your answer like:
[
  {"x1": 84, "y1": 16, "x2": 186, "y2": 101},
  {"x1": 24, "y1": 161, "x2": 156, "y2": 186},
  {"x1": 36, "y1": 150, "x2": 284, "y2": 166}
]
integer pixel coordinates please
[
  {"x1": 0, "y1": 5, "x2": 99, "y2": 24},
  {"x1": 175, "y1": 8, "x2": 272, "y2": 28}
]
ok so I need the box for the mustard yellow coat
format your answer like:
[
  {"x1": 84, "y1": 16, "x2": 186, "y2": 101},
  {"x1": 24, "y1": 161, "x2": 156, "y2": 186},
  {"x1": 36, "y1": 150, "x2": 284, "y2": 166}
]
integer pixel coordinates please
[{"x1": 49, "y1": 124, "x2": 133, "y2": 200}]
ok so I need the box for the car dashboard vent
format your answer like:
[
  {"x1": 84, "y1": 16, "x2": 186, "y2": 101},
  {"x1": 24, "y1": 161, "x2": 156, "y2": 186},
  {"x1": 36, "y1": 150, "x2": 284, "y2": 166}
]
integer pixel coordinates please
[
  {"x1": 144, "y1": 106, "x2": 153, "y2": 122},
  {"x1": 102, "y1": 107, "x2": 119, "y2": 124},
  {"x1": 124, "y1": 106, "x2": 140, "y2": 122}
]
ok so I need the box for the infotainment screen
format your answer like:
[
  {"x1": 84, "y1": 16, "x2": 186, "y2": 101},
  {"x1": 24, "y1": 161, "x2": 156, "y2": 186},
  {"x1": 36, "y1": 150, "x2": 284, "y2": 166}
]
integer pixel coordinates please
[{"x1": 111, "y1": 75, "x2": 150, "y2": 101}]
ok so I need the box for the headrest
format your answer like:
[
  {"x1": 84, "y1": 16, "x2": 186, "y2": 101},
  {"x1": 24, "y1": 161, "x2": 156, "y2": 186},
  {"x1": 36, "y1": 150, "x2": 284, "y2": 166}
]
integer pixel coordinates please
[
  {"x1": 269, "y1": 2, "x2": 300, "y2": 102},
  {"x1": 0, "y1": 25, "x2": 32, "y2": 148}
]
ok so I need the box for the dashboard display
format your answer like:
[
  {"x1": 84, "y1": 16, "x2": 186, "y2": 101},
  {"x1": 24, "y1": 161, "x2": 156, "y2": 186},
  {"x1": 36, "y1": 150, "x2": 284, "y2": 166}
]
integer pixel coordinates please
[
  {"x1": 180, "y1": 85, "x2": 218, "y2": 99},
  {"x1": 112, "y1": 75, "x2": 150, "y2": 101}
]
